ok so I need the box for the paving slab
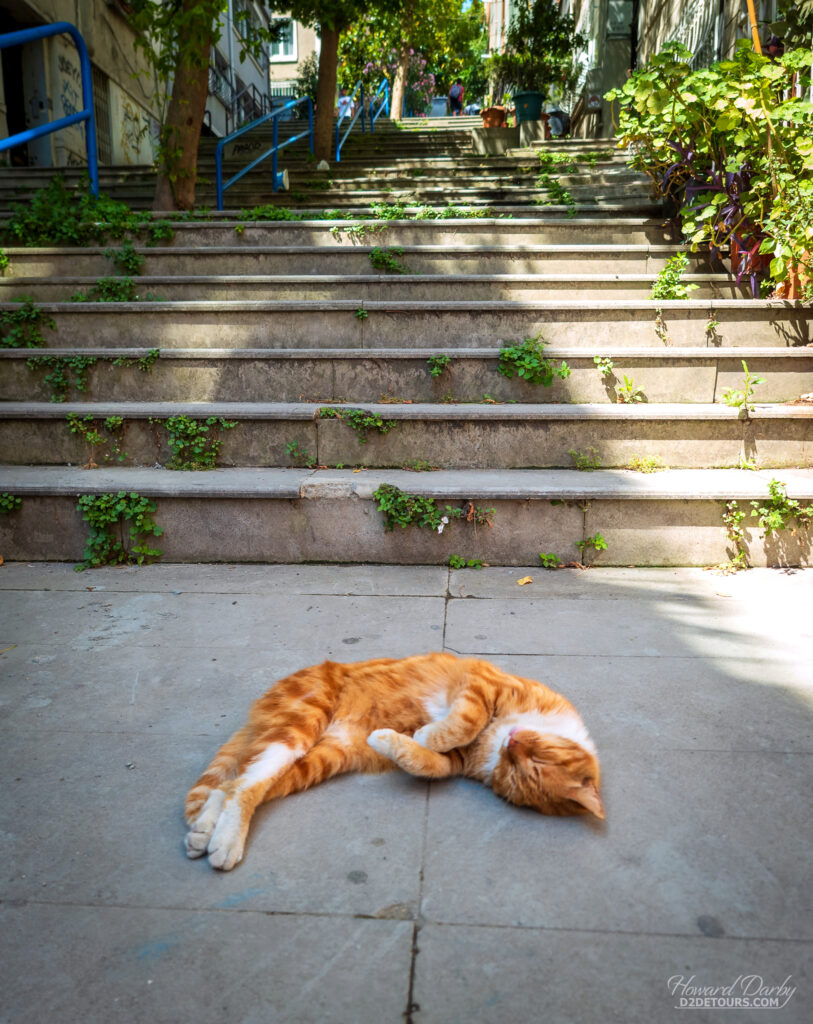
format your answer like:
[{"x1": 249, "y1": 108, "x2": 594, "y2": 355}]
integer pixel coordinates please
[
  {"x1": 0, "y1": 902, "x2": 413, "y2": 1024},
  {"x1": 414, "y1": 926, "x2": 810, "y2": 1024}
]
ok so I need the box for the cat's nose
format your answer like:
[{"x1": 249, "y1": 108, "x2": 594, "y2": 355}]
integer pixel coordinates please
[{"x1": 506, "y1": 728, "x2": 518, "y2": 748}]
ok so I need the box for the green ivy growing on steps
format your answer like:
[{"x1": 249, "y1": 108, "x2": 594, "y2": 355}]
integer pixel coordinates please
[
  {"x1": 497, "y1": 333, "x2": 570, "y2": 387},
  {"x1": 75, "y1": 491, "x2": 163, "y2": 571},
  {"x1": 26, "y1": 349, "x2": 159, "y2": 402},
  {"x1": 0, "y1": 297, "x2": 56, "y2": 348},
  {"x1": 373, "y1": 484, "x2": 494, "y2": 533},
  {"x1": 0, "y1": 493, "x2": 22, "y2": 514},
  {"x1": 153, "y1": 415, "x2": 238, "y2": 470},
  {"x1": 318, "y1": 407, "x2": 397, "y2": 445}
]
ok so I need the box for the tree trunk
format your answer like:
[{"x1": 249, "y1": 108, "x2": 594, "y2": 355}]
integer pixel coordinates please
[
  {"x1": 390, "y1": 48, "x2": 409, "y2": 121},
  {"x1": 152, "y1": 12, "x2": 213, "y2": 211},
  {"x1": 314, "y1": 25, "x2": 340, "y2": 162}
]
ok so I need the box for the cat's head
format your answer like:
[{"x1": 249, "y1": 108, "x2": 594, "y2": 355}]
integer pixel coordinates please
[{"x1": 490, "y1": 729, "x2": 605, "y2": 820}]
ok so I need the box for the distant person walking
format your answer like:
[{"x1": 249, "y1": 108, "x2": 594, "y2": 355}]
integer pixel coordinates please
[
  {"x1": 449, "y1": 79, "x2": 465, "y2": 116},
  {"x1": 337, "y1": 87, "x2": 353, "y2": 119}
]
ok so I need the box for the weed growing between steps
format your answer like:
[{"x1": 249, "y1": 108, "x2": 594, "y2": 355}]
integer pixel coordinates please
[
  {"x1": 368, "y1": 246, "x2": 409, "y2": 274},
  {"x1": 576, "y1": 533, "x2": 608, "y2": 559},
  {"x1": 373, "y1": 483, "x2": 495, "y2": 534},
  {"x1": 150, "y1": 415, "x2": 237, "y2": 470},
  {"x1": 427, "y1": 355, "x2": 450, "y2": 378},
  {"x1": 75, "y1": 492, "x2": 163, "y2": 571},
  {"x1": 0, "y1": 298, "x2": 56, "y2": 348},
  {"x1": 498, "y1": 333, "x2": 570, "y2": 387},
  {"x1": 4, "y1": 177, "x2": 175, "y2": 248},
  {"x1": 615, "y1": 375, "x2": 646, "y2": 403},
  {"x1": 26, "y1": 349, "x2": 160, "y2": 402},
  {"x1": 104, "y1": 242, "x2": 145, "y2": 276},
  {"x1": 651, "y1": 253, "x2": 698, "y2": 300},
  {"x1": 0, "y1": 248, "x2": 8, "y2": 274},
  {"x1": 0, "y1": 493, "x2": 21, "y2": 514},
  {"x1": 569, "y1": 448, "x2": 601, "y2": 471},
  {"x1": 318, "y1": 407, "x2": 397, "y2": 444},
  {"x1": 67, "y1": 414, "x2": 127, "y2": 468},
  {"x1": 449, "y1": 555, "x2": 483, "y2": 569},
  {"x1": 719, "y1": 480, "x2": 813, "y2": 572},
  {"x1": 626, "y1": 455, "x2": 666, "y2": 472},
  {"x1": 286, "y1": 441, "x2": 317, "y2": 468},
  {"x1": 538, "y1": 552, "x2": 562, "y2": 569},
  {"x1": 721, "y1": 361, "x2": 766, "y2": 415},
  {"x1": 70, "y1": 278, "x2": 164, "y2": 303}
]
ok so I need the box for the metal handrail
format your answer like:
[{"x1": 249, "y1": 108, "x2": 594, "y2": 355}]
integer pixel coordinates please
[
  {"x1": 0, "y1": 22, "x2": 98, "y2": 194},
  {"x1": 370, "y1": 78, "x2": 390, "y2": 129},
  {"x1": 335, "y1": 79, "x2": 366, "y2": 162},
  {"x1": 215, "y1": 96, "x2": 313, "y2": 210}
]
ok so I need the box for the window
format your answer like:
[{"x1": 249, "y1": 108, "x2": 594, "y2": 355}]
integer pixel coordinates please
[{"x1": 269, "y1": 18, "x2": 297, "y2": 62}]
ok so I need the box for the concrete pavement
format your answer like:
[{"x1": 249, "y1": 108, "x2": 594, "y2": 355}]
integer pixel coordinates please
[{"x1": 0, "y1": 563, "x2": 810, "y2": 1023}]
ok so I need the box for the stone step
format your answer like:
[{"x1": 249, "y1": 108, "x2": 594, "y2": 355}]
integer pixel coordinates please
[
  {"x1": 0, "y1": 272, "x2": 748, "y2": 303},
  {"x1": 0, "y1": 243, "x2": 699, "y2": 278},
  {"x1": 4, "y1": 347, "x2": 811, "y2": 405},
  {"x1": 1, "y1": 465, "x2": 811, "y2": 567},
  {"x1": 2, "y1": 401, "x2": 810, "y2": 470},
  {"x1": 1, "y1": 299, "x2": 805, "y2": 349}
]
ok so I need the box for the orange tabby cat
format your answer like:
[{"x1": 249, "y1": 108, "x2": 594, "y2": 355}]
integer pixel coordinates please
[{"x1": 184, "y1": 652, "x2": 604, "y2": 870}]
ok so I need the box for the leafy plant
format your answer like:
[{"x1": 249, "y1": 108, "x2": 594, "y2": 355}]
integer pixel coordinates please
[
  {"x1": 75, "y1": 491, "x2": 163, "y2": 571},
  {"x1": 401, "y1": 459, "x2": 437, "y2": 471},
  {"x1": 355, "y1": 307, "x2": 368, "y2": 319},
  {"x1": 156, "y1": 415, "x2": 237, "y2": 470},
  {"x1": 369, "y1": 246, "x2": 409, "y2": 274},
  {"x1": 0, "y1": 249, "x2": 9, "y2": 275},
  {"x1": 497, "y1": 333, "x2": 570, "y2": 387},
  {"x1": 26, "y1": 355, "x2": 97, "y2": 402},
  {"x1": 576, "y1": 533, "x2": 608, "y2": 559},
  {"x1": 626, "y1": 455, "x2": 666, "y2": 473},
  {"x1": 286, "y1": 440, "x2": 317, "y2": 468},
  {"x1": 616, "y1": 375, "x2": 646, "y2": 404},
  {"x1": 427, "y1": 355, "x2": 451, "y2": 378},
  {"x1": 318, "y1": 407, "x2": 397, "y2": 445},
  {"x1": 104, "y1": 241, "x2": 145, "y2": 276},
  {"x1": 651, "y1": 252, "x2": 699, "y2": 300},
  {"x1": 70, "y1": 277, "x2": 162, "y2": 302},
  {"x1": 721, "y1": 361, "x2": 765, "y2": 414},
  {"x1": 751, "y1": 479, "x2": 813, "y2": 537},
  {"x1": 449, "y1": 555, "x2": 483, "y2": 569},
  {"x1": 67, "y1": 414, "x2": 127, "y2": 468},
  {"x1": 0, "y1": 493, "x2": 22, "y2": 514},
  {"x1": 486, "y1": 0, "x2": 586, "y2": 95},
  {"x1": 373, "y1": 483, "x2": 494, "y2": 533},
  {"x1": 569, "y1": 447, "x2": 601, "y2": 471},
  {"x1": 0, "y1": 297, "x2": 56, "y2": 348},
  {"x1": 112, "y1": 348, "x2": 161, "y2": 374},
  {"x1": 538, "y1": 551, "x2": 562, "y2": 569},
  {"x1": 593, "y1": 355, "x2": 615, "y2": 378},
  {"x1": 720, "y1": 499, "x2": 749, "y2": 572}
]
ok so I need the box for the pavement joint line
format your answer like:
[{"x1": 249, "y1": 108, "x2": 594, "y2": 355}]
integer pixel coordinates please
[
  {"x1": 404, "y1": 784, "x2": 431, "y2": 1023},
  {"x1": 4, "y1": 898, "x2": 811, "y2": 944}
]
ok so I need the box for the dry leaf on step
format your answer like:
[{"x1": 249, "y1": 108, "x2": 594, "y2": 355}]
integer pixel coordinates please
[{"x1": 516, "y1": 576, "x2": 533, "y2": 586}]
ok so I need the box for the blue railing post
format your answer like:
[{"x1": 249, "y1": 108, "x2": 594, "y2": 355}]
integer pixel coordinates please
[
  {"x1": 361, "y1": 85, "x2": 365, "y2": 133},
  {"x1": 271, "y1": 115, "x2": 279, "y2": 193},
  {"x1": 0, "y1": 22, "x2": 99, "y2": 195}
]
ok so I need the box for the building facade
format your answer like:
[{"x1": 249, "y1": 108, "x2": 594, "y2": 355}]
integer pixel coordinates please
[
  {"x1": 0, "y1": 0, "x2": 276, "y2": 170},
  {"x1": 266, "y1": 15, "x2": 319, "y2": 100}
]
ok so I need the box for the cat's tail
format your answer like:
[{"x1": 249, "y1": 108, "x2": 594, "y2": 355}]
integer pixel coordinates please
[{"x1": 184, "y1": 725, "x2": 253, "y2": 824}]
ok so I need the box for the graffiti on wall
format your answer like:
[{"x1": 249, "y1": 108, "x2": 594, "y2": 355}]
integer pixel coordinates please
[{"x1": 119, "y1": 98, "x2": 144, "y2": 163}]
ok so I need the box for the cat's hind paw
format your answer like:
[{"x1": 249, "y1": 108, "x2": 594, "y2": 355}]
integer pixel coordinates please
[
  {"x1": 184, "y1": 789, "x2": 224, "y2": 860},
  {"x1": 412, "y1": 724, "x2": 435, "y2": 748},
  {"x1": 367, "y1": 728, "x2": 398, "y2": 757}
]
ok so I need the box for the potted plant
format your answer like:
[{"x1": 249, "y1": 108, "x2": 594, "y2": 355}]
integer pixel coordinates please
[{"x1": 487, "y1": 0, "x2": 585, "y2": 123}]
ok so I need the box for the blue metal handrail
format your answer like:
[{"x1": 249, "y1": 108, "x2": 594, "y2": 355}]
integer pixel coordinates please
[
  {"x1": 370, "y1": 78, "x2": 390, "y2": 129},
  {"x1": 215, "y1": 96, "x2": 314, "y2": 210},
  {"x1": 0, "y1": 22, "x2": 99, "y2": 195},
  {"x1": 335, "y1": 80, "x2": 365, "y2": 163}
]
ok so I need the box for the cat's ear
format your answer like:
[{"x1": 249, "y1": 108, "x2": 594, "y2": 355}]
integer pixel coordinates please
[{"x1": 570, "y1": 783, "x2": 605, "y2": 820}]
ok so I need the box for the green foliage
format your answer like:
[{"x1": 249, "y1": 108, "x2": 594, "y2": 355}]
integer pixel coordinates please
[
  {"x1": 355, "y1": 307, "x2": 368, "y2": 319},
  {"x1": 651, "y1": 252, "x2": 698, "y2": 300},
  {"x1": 401, "y1": 459, "x2": 437, "y2": 471},
  {"x1": 70, "y1": 277, "x2": 163, "y2": 303},
  {"x1": 373, "y1": 483, "x2": 494, "y2": 533},
  {"x1": 104, "y1": 241, "x2": 145, "y2": 276},
  {"x1": 5, "y1": 177, "x2": 175, "y2": 248},
  {"x1": 593, "y1": 355, "x2": 615, "y2": 378},
  {"x1": 626, "y1": 455, "x2": 666, "y2": 473},
  {"x1": 535, "y1": 170, "x2": 575, "y2": 211},
  {"x1": 616, "y1": 375, "x2": 646, "y2": 404},
  {"x1": 286, "y1": 440, "x2": 317, "y2": 468},
  {"x1": 721, "y1": 360, "x2": 765, "y2": 414},
  {"x1": 318, "y1": 406, "x2": 397, "y2": 444},
  {"x1": 449, "y1": 555, "x2": 483, "y2": 569},
  {"x1": 569, "y1": 447, "x2": 601, "y2": 472},
  {"x1": 26, "y1": 355, "x2": 97, "y2": 402},
  {"x1": 486, "y1": 0, "x2": 586, "y2": 95},
  {"x1": 295, "y1": 51, "x2": 320, "y2": 103},
  {"x1": 0, "y1": 248, "x2": 8, "y2": 275},
  {"x1": 75, "y1": 491, "x2": 163, "y2": 570},
  {"x1": 751, "y1": 479, "x2": 813, "y2": 538},
  {"x1": 576, "y1": 533, "x2": 608, "y2": 558},
  {"x1": 720, "y1": 499, "x2": 749, "y2": 572},
  {"x1": 538, "y1": 551, "x2": 562, "y2": 569},
  {"x1": 156, "y1": 415, "x2": 237, "y2": 471},
  {"x1": 67, "y1": 414, "x2": 127, "y2": 467},
  {"x1": 112, "y1": 348, "x2": 161, "y2": 373},
  {"x1": 0, "y1": 297, "x2": 56, "y2": 348},
  {"x1": 368, "y1": 246, "x2": 409, "y2": 274},
  {"x1": 497, "y1": 333, "x2": 570, "y2": 387},
  {"x1": 427, "y1": 355, "x2": 451, "y2": 378},
  {"x1": 0, "y1": 493, "x2": 22, "y2": 514}
]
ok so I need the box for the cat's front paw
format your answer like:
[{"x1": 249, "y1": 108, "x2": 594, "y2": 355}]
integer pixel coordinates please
[
  {"x1": 367, "y1": 728, "x2": 398, "y2": 757},
  {"x1": 184, "y1": 789, "x2": 224, "y2": 859},
  {"x1": 413, "y1": 724, "x2": 435, "y2": 748},
  {"x1": 206, "y1": 799, "x2": 245, "y2": 871}
]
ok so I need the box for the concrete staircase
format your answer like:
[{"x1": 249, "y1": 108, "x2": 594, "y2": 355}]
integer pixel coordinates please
[{"x1": 1, "y1": 125, "x2": 812, "y2": 567}]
